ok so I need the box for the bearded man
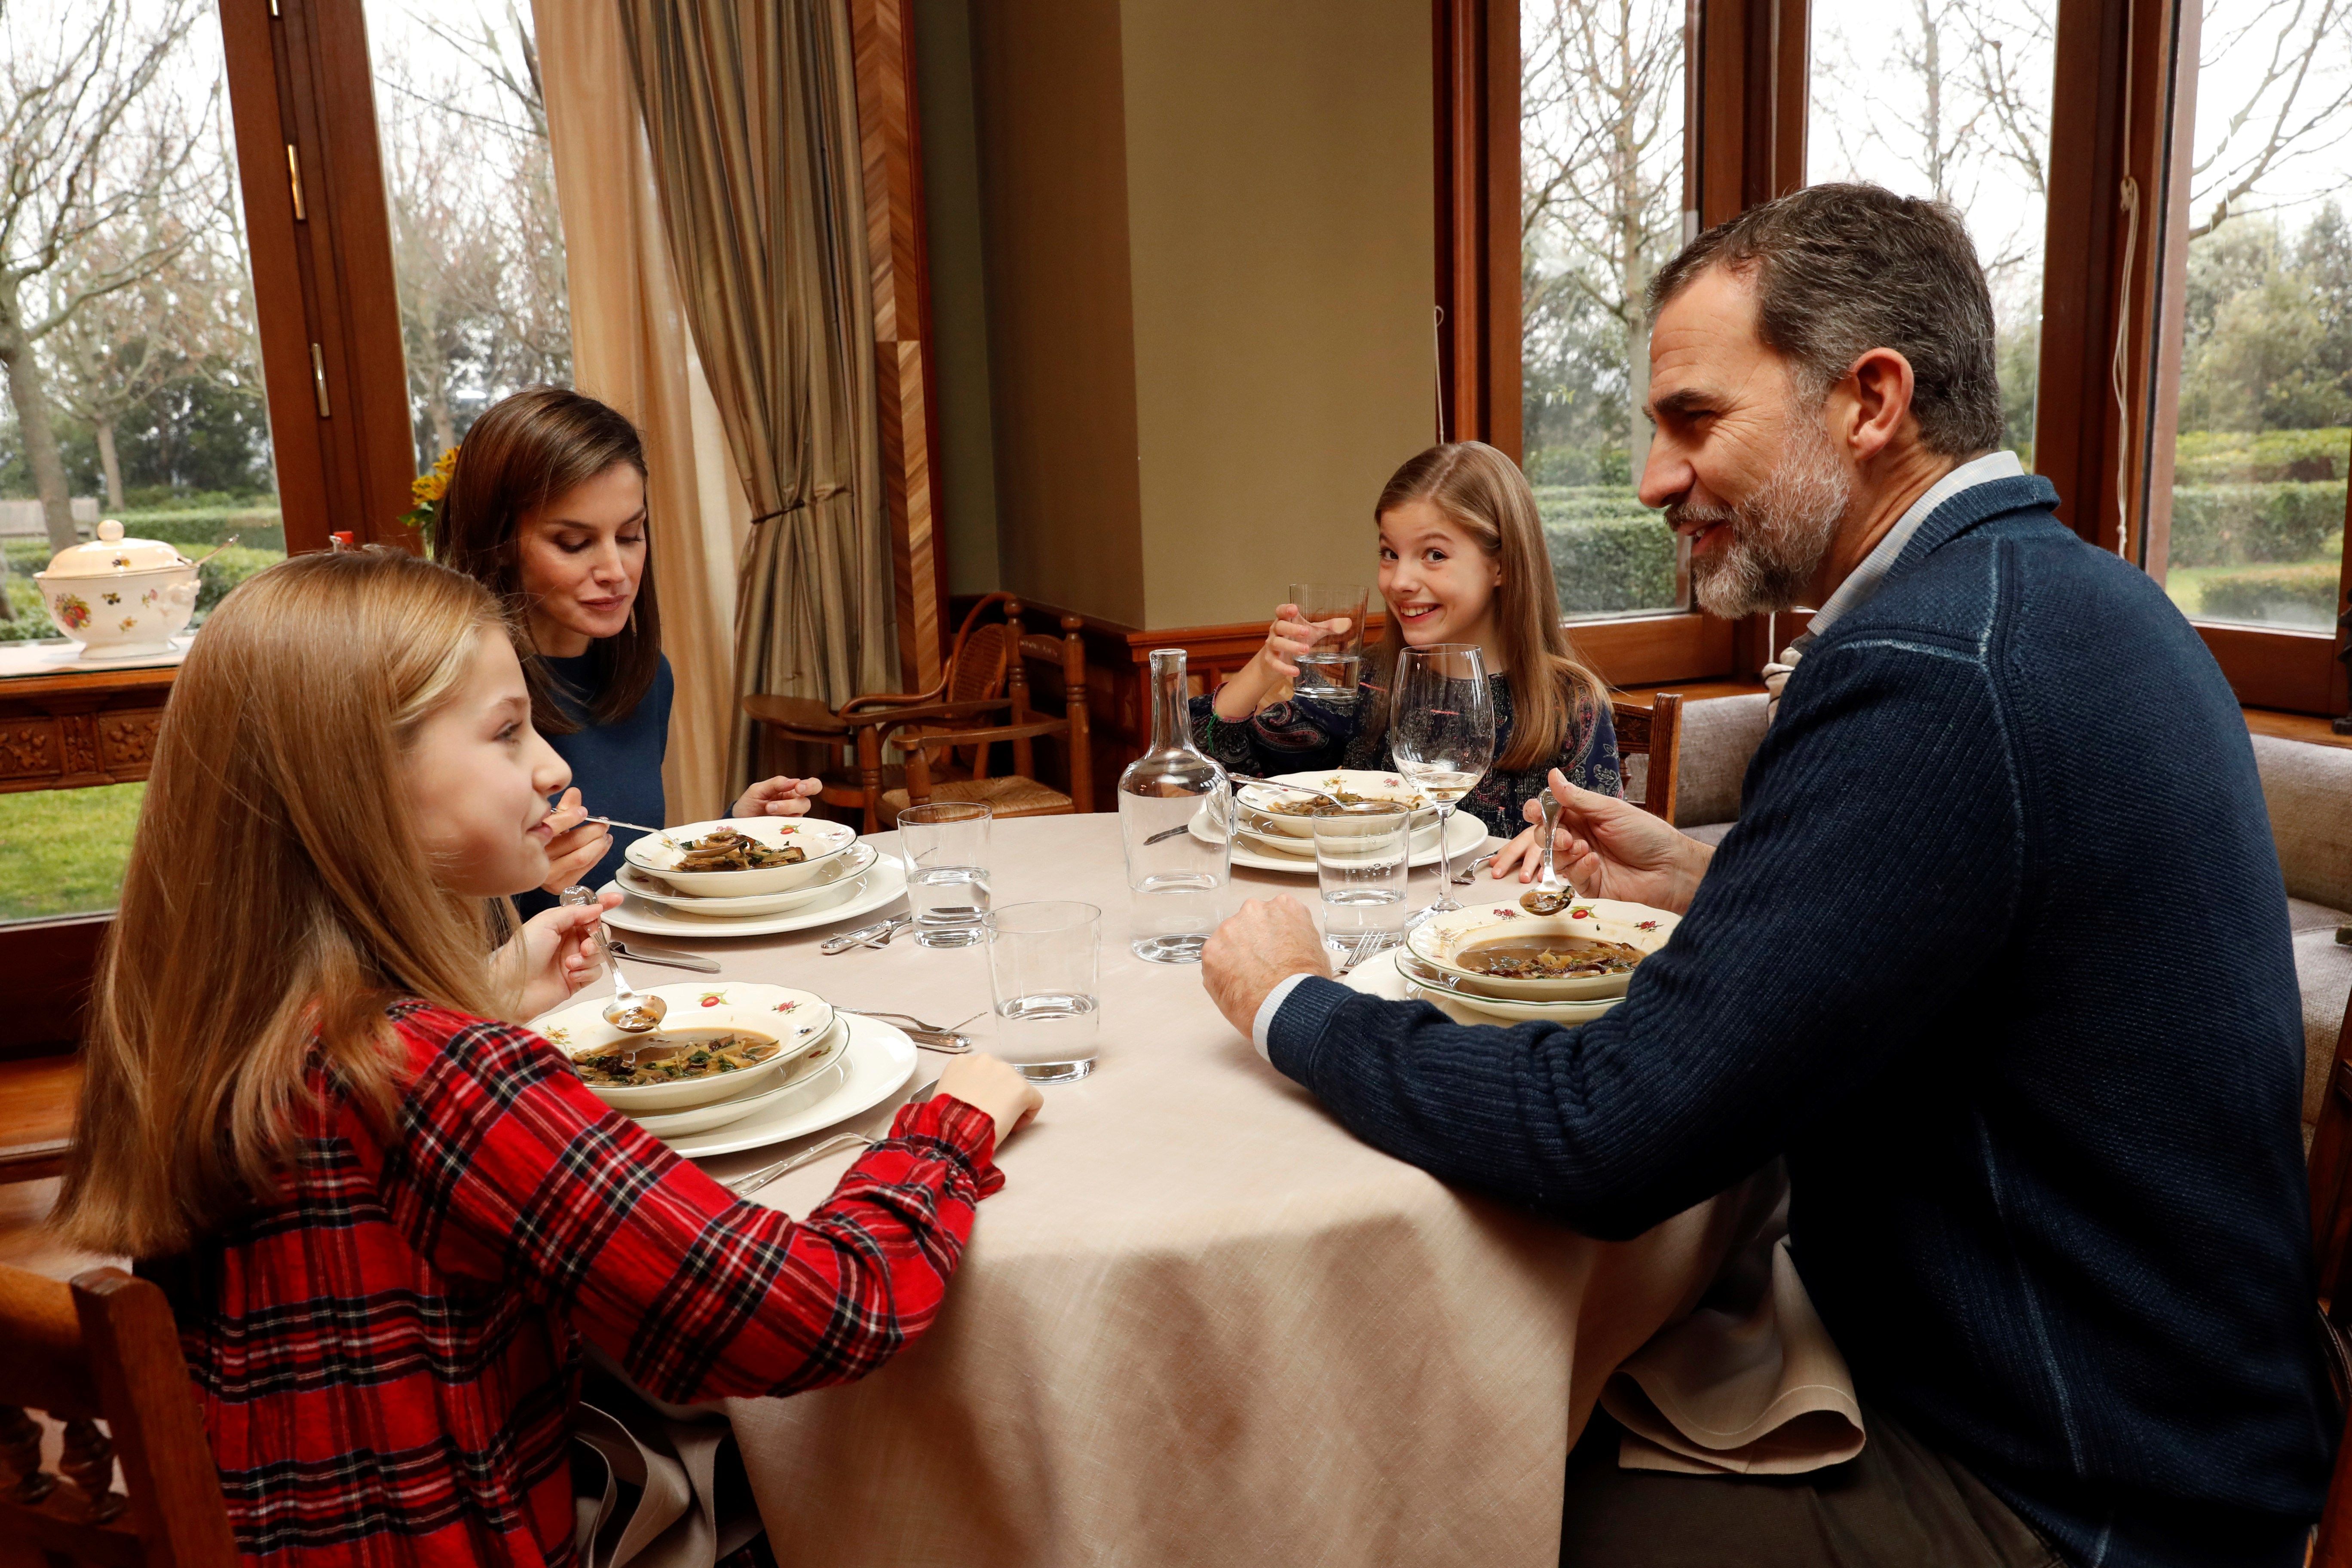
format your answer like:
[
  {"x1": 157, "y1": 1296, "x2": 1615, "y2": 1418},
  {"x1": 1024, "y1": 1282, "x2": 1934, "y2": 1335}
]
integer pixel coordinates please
[{"x1": 1199, "y1": 183, "x2": 2334, "y2": 1567}]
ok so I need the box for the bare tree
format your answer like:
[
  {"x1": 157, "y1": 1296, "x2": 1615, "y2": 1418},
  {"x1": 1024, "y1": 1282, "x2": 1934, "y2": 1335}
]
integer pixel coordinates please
[
  {"x1": 1521, "y1": 0, "x2": 1685, "y2": 465},
  {"x1": 0, "y1": 0, "x2": 211, "y2": 550},
  {"x1": 2190, "y1": 0, "x2": 2352, "y2": 240},
  {"x1": 374, "y1": 4, "x2": 569, "y2": 466},
  {"x1": 44, "y1": 205, "x2": 247, "y2": 507}
]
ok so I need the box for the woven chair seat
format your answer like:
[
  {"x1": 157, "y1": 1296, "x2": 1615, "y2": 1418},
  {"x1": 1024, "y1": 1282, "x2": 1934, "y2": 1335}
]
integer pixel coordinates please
[{"x1": 879, "y1": 774, "x2": 1074, "y2": 819}]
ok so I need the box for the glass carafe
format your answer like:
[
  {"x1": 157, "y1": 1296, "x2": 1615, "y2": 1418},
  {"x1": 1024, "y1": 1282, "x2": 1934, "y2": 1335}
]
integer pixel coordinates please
[{"x1": 1118, "y1": 649, "x2": 1232, "y2": 962}]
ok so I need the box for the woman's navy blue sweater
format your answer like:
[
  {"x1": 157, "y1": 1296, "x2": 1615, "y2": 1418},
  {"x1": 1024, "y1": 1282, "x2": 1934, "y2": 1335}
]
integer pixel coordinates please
[{"x1": 1263, "y1": 476, "x2": 2334, "y2": 1566}]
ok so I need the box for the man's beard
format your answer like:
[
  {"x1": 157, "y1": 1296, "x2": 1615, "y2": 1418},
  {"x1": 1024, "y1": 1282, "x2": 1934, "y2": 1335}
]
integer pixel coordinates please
[{"x1": 1674, "y1": 419, "x2": 1852, "y2": 619}]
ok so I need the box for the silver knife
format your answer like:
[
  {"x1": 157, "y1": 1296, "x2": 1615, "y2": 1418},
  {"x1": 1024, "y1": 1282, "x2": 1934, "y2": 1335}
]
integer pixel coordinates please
[
  {"x1": 606, "y1": 940, "x2": 722, "y2": 973},
  {"x1": 820, "y1": 913, "x2": 911, "y2": 955}
]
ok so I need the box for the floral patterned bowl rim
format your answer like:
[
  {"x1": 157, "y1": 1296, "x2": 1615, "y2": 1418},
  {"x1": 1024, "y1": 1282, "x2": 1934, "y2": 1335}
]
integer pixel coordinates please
[
  {"x1": 1403, "y1": 897, "x2": 1679, "y2": 1001},
  {"x1": 622, "y1": 815, "x2": 861, "y2": 896},
  {"x1": 1237, "y1": 769, "x2": 1439, "y2": 838},
  {"x1": 527, "y1": 981, "x2": 837, "y2": 1112}
]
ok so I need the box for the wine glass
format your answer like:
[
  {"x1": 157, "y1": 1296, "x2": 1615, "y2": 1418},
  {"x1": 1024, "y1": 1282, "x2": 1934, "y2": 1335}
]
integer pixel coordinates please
[{"x1": 1388, "y1": 645, "x2": 1496, "y2": 922}]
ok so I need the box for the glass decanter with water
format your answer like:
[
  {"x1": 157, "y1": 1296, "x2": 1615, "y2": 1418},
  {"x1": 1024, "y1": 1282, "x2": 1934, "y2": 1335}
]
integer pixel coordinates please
[{"x1": 1118, "y1": 648, "x2": 1232, "y2": 962}]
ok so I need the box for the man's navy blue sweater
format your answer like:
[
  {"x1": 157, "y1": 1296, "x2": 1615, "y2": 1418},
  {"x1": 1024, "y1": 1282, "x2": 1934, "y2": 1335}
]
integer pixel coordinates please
[{"x1": 1265, "y1": 476, "x2": 2334, "y2": 1566}]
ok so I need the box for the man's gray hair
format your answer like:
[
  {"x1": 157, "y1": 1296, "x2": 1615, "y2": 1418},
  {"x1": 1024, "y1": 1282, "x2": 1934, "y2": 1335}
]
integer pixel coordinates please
[{"x1": 1646, "y1": 183, "x2": 2004, "y2": 457}]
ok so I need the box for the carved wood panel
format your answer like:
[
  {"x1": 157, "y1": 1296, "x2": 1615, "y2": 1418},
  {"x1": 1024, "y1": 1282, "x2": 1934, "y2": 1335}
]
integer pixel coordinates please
[{"x1": 0, "y1": 668, "x2": 173, "y2": 794}]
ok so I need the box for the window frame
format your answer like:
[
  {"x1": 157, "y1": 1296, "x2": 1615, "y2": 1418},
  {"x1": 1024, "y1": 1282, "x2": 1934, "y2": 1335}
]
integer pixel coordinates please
[{"x1": 1451, "y1": 0, "x2": 2352, "y2": 718}]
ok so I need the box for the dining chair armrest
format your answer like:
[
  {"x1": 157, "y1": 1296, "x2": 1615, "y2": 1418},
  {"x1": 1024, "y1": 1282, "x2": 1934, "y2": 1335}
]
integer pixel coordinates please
[
  {"x1": 894, "y1": 717, "x2": 1071, "y2": 753},
  {"x1": 855, "y1": 697, "x2": 1017, "y2": 732},
  {"x1": 838, "y1": 683, "x2": 954, "y2": 717}
]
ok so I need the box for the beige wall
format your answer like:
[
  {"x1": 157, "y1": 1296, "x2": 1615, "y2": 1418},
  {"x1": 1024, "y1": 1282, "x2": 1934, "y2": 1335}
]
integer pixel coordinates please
[
  {"x1": 960, "y1": 0, "x2": 1434, "y2": 630},
  {"x1": 1120, "y1": 0, "x2": 1436, "y2": 628},
  {"x1": 966, "y1": 0, "x2": 1148, "y2": 628}
]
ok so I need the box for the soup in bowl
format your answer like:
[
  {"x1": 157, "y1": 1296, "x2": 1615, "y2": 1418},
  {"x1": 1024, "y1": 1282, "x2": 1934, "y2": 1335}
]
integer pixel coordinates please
[
  {"x1": 1404, "y1": 898, "x2": 1679, "y2": 1000},
  {"x1": 623, "y1": 816, "x2": 861, "y2": 896}
]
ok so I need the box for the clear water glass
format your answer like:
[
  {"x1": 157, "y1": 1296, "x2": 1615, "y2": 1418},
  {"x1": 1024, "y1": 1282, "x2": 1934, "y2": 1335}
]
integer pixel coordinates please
[
  {"x1": 1118, "y1": 648, "x2": 1233, "y2": 963},
  {"x1": 1390, "y1": 644, "x2": 1495, "y2": 922},
  {"x1": 1288, "y1": 582, "x2": 1370, "y2": 698},
  {"x1": 985, "y1": 900, "x2": 1101, "y2": 1084},
  {"x1": 897, "y1": 801, "x2": 992, "y2": 948},
  {"x1": 1311, "y1": 802, "x2": 1411, "y2": 959}
]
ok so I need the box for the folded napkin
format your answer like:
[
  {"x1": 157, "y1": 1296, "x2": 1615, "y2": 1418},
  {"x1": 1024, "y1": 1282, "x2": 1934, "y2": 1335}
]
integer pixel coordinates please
[
  {"x1": 572, "y1": 1354, "x2": 766, "y2": 1568},
  {"x1": 1341, "y1": 952, "x2": 1865, "y2": 1477},
  {"x1": 1602, "y1": 1168, "x2": 1864, "y2": 1474}
]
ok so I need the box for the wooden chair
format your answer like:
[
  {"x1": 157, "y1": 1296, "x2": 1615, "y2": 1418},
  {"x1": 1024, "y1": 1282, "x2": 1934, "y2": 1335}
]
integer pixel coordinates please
[
  {"x1": 877, "y1": 612, "x2": 1094, "y2": 821},
  {"x1": 1609, "y1": 692, "x2": 1683, "y2": 824},
  {"x1": 741, "y1": 594, "x2": 1026, "y2": 833},
  {"x1": 0, "y1": 1263, "x2": 237, "y2": 1566},
  {"x1": 2306, "y1": 988, "x2": 2352, "y2": 1565}
]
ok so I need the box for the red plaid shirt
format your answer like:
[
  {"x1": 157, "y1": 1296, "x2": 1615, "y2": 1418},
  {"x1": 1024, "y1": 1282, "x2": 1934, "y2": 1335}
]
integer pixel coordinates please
[{"x1": 147, "y1": 1000, "x2": 1001, "y2": 1567}]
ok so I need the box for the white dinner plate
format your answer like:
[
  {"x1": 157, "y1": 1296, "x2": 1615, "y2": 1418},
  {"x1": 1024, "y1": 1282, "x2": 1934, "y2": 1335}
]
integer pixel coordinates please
[
  {"x1": 1195, "y1": 806, "x2": 1486, "y2": 875},
  {"x1": 1341, "y1": 948, "x2": 1623, "y2": 1027},
  {"x1": 600, "y1": 851, "x2": 908, "y2": 940},
  {"x1": 667, "y1": 1013, "x2": 919, "y2": 1158},
  {"x1": 630, "y1": 1017, "x2": 852, "y2": 1137},
  {"x1": 617, "y1": 842, "x2": 878, "y2": 916}
]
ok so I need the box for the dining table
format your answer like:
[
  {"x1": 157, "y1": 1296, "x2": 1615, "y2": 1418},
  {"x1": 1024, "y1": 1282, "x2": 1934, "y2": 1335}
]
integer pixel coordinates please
[{"x1": 629, "y1": 812, "x2": 1788, "y2": 1568}]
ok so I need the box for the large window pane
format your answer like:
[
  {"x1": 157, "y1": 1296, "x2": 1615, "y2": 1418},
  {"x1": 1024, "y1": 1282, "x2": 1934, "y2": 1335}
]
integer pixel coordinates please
[
  {"x1": 1807, "y1": 0, "x2": 2053, "y2": 468},
  {"x1": 1520, "y1": 0, "x2": 1691, "y2": 622},
  {"x1": 364, "y1": 0, "x2": 572, "y2": 472},
  {"x1": 2156, "y1": 0, "x2": 2352, "y2": 631},
  {"x1": 0, "y1": 0, "x2": 281, "y2": 924}
]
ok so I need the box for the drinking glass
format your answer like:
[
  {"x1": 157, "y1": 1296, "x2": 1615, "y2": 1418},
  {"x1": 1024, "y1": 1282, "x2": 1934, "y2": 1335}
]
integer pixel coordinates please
[
  {"x1": 1287, "y1": 582, "x2": 1371, "y2": 698},
  {"x1": 897, "y1": 801, "x2": 992, "y2": 948},
  {"x1": 1389, "y1": 644, "x2": 1495, "y2": 922},
  {"x1": 1118, "y1": 648, "x2": 1231, "y2": 962},
  {"x1": 984, "y1": 900, "x2": 1101, "y2": 1083},
  {"x1": 1311, "y1": 801, "x2": 1411, "y2": 960}
]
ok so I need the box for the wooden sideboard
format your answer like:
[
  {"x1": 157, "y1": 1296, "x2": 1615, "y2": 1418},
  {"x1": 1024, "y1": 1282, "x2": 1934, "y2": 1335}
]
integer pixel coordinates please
[{"x1": 0, "y1": 663, "x2": 176, "y2": 794}]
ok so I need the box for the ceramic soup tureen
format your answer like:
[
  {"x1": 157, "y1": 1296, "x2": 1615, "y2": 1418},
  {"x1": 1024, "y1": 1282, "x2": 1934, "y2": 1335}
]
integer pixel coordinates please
[{"x1": 34, "y1": 520, "x2": 200, "y2": 658}]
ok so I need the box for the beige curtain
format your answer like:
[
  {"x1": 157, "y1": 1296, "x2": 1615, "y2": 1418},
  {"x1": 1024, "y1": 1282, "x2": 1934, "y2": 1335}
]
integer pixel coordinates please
[
  {"x1": 535, "y1": 0, "x2": 752, "y2": 823},
  {"x1": 618, "y1": 0, "x2": 900, "y2": 791}
]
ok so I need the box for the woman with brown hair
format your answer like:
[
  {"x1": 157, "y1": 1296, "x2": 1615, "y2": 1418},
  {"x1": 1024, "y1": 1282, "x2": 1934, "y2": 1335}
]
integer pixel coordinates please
[
  {"x1": 1192, "y1": 441, "x2": 1623, "y2": 838},
  {"x1": 435, "y1": 386, "x2": 819, "y2": 915}
]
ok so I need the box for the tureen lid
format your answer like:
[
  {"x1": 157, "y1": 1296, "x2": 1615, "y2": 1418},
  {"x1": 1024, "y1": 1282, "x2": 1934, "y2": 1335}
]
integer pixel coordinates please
[{"x1": 38, "y1": 519, "x2": 191, "y2": 578}]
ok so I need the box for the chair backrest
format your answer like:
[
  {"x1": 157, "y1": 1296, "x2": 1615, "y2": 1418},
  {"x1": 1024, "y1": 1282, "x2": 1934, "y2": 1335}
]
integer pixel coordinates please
[
  {"x1": 0, "y1": 1264, "x2": 237, "y2": 1567},
  {"x1": 1608, "y1": 693, "x2": 1683, "y2": 824},
  {"x1": 2306, "y1": 988, "x2": 2352, "y2": 1566}
]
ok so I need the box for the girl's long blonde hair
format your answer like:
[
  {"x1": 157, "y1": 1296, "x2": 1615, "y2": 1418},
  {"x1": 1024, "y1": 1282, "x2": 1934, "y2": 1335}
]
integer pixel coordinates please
[
  {"x1": 1372, "y1": 442, "x2": 1607, "y2": 772},
  {"x1": 53, "y1": 550, "x2": 517, "y2": 1258}
]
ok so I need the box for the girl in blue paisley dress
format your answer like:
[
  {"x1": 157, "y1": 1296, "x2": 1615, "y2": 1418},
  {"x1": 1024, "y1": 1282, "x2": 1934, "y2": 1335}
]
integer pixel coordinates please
[{"x1": 1190, "y1": 442, "x2": 1623, "y2": 839}]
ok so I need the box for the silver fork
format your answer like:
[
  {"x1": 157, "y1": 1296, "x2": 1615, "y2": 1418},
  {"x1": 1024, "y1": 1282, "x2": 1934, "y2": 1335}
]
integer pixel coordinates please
[
  {"x1": 837, "y1": 1008, "x2": 982, "y2": 1052},
  {"x1": 1451, "y1": 851, "x2": 1500, "y2": 885},
  {"x1": 722, "y1": 1077, "x2": 941, "y2": 1196}
]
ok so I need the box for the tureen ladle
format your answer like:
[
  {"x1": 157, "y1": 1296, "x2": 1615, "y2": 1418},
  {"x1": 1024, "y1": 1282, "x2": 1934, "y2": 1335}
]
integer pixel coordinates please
[
  {"x1": 1520, "y1": 790, "x2": 1575, "y2": 916},
  {"x1": 559, "y1": 885, "x2": 666, "y2": 1034}
]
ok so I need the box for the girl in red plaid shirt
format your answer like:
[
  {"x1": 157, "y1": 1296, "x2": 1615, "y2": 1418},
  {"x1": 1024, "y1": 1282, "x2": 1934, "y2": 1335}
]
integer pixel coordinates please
[{"x1": 53, "y1": 549, "x2": 1041, "y2": 1567}]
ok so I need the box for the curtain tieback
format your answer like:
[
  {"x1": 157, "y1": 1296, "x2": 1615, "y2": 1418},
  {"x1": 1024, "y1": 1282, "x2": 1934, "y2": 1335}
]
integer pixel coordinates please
[{"x1": 748, "y1": 483, "x2": 849, "y2": 527}]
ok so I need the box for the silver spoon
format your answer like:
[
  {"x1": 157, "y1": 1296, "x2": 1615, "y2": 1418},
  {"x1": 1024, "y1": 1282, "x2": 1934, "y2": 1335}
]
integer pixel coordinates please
[
  {"x1": 560, "y1": 885, "x2": 666, "y2": 1032},
  {"x1": 1520, "y1": 790, "x2": 1574, "y2": 915}
]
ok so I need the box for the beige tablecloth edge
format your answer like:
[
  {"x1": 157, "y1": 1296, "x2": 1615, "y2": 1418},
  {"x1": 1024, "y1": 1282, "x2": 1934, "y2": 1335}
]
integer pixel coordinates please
[{"x1": 1350, "y1": 953, "x2": 1865, "y2": 1478}]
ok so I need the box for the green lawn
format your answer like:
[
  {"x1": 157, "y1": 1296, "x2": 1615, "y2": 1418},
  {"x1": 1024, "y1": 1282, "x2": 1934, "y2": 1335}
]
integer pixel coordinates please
[{"x1": 0, "y1": 783, "x2": 145, "y2": 922}]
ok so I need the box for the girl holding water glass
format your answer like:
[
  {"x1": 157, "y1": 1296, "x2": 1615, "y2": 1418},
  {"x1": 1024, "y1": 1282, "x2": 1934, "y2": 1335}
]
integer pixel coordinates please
[{"x1": 1191, "y1": 441, "x2": 1625, "y2": 838}]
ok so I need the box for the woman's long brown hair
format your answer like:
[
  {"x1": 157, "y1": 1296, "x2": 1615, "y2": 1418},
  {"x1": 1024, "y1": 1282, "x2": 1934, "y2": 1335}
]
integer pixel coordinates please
[
  {"x1": 1370, "y1": 442, "x2": 1607, "y2": 773},
  {"x1": 51, "y1": 551, "x2": 519, "y2": 1258},
  {"x1": 433, "y1": 386, "x2": 661, "y2": 734}
]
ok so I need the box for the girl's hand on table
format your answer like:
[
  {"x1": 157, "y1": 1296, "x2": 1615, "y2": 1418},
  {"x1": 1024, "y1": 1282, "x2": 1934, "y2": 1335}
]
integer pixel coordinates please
[
  {"x1": 501, "y1": 890, "x2": 622, "y2": 1021},
  {"x1": 934, "y1": 1054, "x2": 1044, "y2": 1151},
  {"x1": 1484, "y1": 769, "x2": 1713, "y2": 915},
  {"x1": 732, "y1": 775, "x2": 824, "y2": 819},
  {"x1": 536, "y1": 787, "x2": 613, "y2": 895},
  {"x1": 1211, "y1": 603, "x2": 1349, "y2": 721}
]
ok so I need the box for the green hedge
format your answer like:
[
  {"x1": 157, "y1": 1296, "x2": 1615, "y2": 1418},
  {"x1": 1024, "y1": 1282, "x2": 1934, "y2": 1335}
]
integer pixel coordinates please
[
  {"x1": 2167, "y1": 482, "x2": 2344, "y2": 567},
  {"x1": 2173, "y1": 429, "x2": 2348, "y2": 485},
  {"x1": 1544, "y1": 515, "x2": 1679, "y2": 615},
  {"x1": 2196, "y1": 562, "x2": 2341, "y2": 623},
  {"x1": 106, "y1": 509, "x2": 285, "y2": 553}
]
